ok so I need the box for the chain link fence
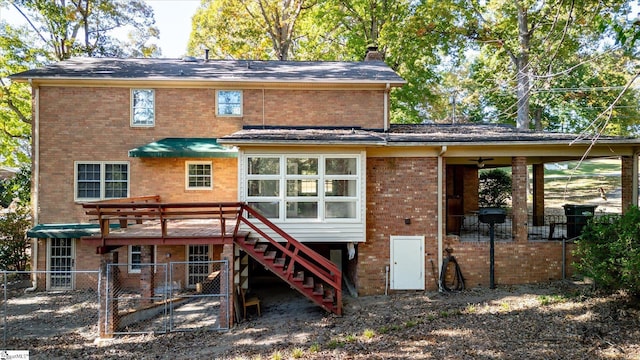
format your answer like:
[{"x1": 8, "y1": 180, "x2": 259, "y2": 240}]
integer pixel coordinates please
[
  {"x1": 1, "y1": 270, "x2": 100, "y2": 349},
  {"x1": 168, "y1": 260, "x2": 229, "y2": 332},
  {"x1": 1, "y1": 260, "x2": 230, "y2": 346}
]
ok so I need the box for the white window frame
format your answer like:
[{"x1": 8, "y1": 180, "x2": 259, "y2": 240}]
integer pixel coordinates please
[
  {"x1": 128, "y1": 245, "x2": 157, "y2": 273},
  {"x1": 128, "y1": 245, "x2": 142, "y2": 273},
  {"x1": 216, "y1": 90, "x2": 243, "y2": 117},
  {"x1": 74, "y1": 161, "x2": 130, "y2": 201},
  {"x1": 130, "y1": 89, "x2": 155, "y2": 127},
  {"x1": 185, "y1": 161, "x2": 213, "y2": 190},
  {"x1": 244, "y1": 154, "x2": 361, "y2": 222}
]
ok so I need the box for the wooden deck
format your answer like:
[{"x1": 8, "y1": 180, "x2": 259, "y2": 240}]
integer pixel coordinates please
[
  {"x1": 81, "y1": 218, "x2": 249, "y2": 247},
  {"x1": 80, "y1": 198, "x2": 249, "y2": 251}
]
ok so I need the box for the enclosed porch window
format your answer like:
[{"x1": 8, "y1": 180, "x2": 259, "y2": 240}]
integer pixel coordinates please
[{"x1": 244, "y1": 154, "x2": 361, "y2": 222}]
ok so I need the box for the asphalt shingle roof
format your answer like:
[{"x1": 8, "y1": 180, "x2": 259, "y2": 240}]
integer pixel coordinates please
[
  {"x1": 10, "y1": 57, "x2": 406, "y2": 84},
  {"x1": 218, "y1": 124, "x2": 640, "y2": 145}
]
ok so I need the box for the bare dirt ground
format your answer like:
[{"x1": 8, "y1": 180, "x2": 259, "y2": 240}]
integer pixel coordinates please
[{"x1": 7, "y1": 280, "x2": 640, "y2": 360}]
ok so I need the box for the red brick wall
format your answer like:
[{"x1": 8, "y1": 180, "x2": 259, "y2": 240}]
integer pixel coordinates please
[
  {"x1": 36, "y1": 86, "x2": 384, "y2": 223},
  {"x1": 444, "y1": 236, "x2": 575, "y2": 286},
  {"x1": 244, "y1": 89, "x2": 385, "y2": 129},
  {"x1": 359, "y1": 157, "x2": 439, "y2": 296}
]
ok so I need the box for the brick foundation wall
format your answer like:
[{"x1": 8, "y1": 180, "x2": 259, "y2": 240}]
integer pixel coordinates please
[
  {"x1": 444, "y1": 236, "x2": 575, "y2": 286},
  {"x1": 359, "y1": 157, "x2": 439, "y2": 296}
]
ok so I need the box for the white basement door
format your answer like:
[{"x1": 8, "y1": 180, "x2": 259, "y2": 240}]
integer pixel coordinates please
[{"x1": 390, "y1": 236, "x2": 424, "y2": 290}]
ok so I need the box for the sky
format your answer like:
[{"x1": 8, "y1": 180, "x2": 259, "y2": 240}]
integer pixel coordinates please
[
  {"x1": 0, "y1": 0, "x2": 202, "y2": 59},
  {"x1": 146, "y1": 0, "x2": 201, "y2": 58}
]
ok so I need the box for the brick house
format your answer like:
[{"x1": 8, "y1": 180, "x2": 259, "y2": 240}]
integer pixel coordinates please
[{"x1": 11, "y1": 51, "x2": 640, "y2": 325}]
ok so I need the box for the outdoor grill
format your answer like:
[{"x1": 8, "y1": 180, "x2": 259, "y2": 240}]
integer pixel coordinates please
[{"x1": 478, "y1": 208, "x2": 507, "y2": 224}]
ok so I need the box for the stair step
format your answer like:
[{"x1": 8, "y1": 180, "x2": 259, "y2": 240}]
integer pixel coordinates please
[
  {"x1": 245, "y1": 238, "x2": 258, "y2": 246},
  {"x1": 273, "y1": 257, "x2": 286, "y2": 267},
  {"x1": 303, "y1": 277, "x2": 314, "y2": 288},
  {"x1": 323, "y1": 294, "x2": 334, "y2": 303},
  {"x1": 254, "y1": 244, "x2": 268, "y2": 253},
  {"x1": 264, "y1": 251, "x2": 277, "y2": 260},
  {"x1": 313, "y1": 284, "x2": 324, "y2": 296},
  {"x1": 293, "y1": 271, "x2": 304, "y2": 282}
]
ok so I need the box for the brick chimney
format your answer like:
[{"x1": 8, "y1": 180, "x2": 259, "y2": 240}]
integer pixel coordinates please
[{"x1": 364, "y1": 45, "x2": 383, "y2": 61}]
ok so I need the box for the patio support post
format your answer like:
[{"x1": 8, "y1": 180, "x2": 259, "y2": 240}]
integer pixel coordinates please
[
  {"x1": 621, "y1": 156, "x2": 635, "y2": 213},
  {"x1": 99, "y1": 251, "x2": 119, "y2": 338},
  {"x1": 220, "y1": 243, "x2": 234, "y2": 328},
  {"x1": 511, "y1": 157, "x2": 528, "y2": 242},
  {"x1": 532, "y1": 164, "x2": 545, "y2": 226},
  {"x1": 140, "y1": 245, "x2": 155, "y2": 304}
]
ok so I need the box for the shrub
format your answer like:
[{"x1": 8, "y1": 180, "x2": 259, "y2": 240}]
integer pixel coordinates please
[
  {"x1": 0, "y1": 165, "x2": 31, "y2": 208},
  {"x1": 573, "y1": 207, "x2": 640, "y2": 296},
  {"x1": 0, "y1": 206, "x2": 31, "y2": 271},
  {"x1": 478, "y1": 169, "x2": 511, "y2": 208}
]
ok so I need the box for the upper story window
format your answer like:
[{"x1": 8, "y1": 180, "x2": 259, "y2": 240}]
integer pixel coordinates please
[
  {"x1": 186, "y1": 161, "x2": 213, "y2": 190},
  {"x1": 216, "y1": 90, "x2": 242, "y2": 116},
  {"x1": 131, "y1": 89, "x2": 155, "y2": 127},
  {"x1": 245, "y1": 154, "x2": 360, "y2": 221},
  {"x1": 75, "y1": 161, "x2": 129, "y2": 201}
]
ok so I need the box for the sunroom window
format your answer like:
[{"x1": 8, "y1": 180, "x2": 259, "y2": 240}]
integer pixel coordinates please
[{"x1": 245, "y1": 155, "x2": 359, "y2": 221}]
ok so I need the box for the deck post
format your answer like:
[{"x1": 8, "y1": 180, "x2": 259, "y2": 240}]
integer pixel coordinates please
[
  {"x1": 99, "y1": 251, "x2": 119, "y2": 338},
  {"x1": 220, "y1": 243, "x2": 235, "y2": 328},
  {"x1": 140, "y1": 245, "x2": 155, "y2": 304}
]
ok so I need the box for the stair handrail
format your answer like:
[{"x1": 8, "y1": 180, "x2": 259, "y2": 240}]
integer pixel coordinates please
[{"x1": 239, "y1": 204, "x2": 341, "y2": 288}]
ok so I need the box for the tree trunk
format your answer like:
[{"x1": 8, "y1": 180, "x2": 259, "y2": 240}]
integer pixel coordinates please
[{"x1": 515, "y1": 1, "x2": 530, "y2": 130}]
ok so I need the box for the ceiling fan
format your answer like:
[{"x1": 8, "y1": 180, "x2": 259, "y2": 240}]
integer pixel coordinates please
[{"x1": 469, "y1": 157, "x2": 494, "y2": 168}]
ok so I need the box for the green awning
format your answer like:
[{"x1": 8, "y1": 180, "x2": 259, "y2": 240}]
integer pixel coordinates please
[
  {"x1": 128, "y1": 138, "x2": 238, "y2": 158},
  {"x1": 27, "y1": 223, "x2": 119, "y2": 239}
]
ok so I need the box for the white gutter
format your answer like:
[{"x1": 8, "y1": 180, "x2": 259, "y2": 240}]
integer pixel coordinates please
[
  {"x1": 384, "y1": 83, "x2": 390, "y2": 131},
  {"x1": 437, "y1": 145, "x2": 447, "y2": 291},
  {"x1": 26, "y1": 80, "x2": 39, "y2": 292}
]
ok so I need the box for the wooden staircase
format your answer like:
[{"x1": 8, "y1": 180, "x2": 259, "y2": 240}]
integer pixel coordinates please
[
  {"x1": 80, "y1": 198, "x2": 342, "y2": 316},
  {"x1": 234, "y1": 205, "x2": 342, "y2": 316}
]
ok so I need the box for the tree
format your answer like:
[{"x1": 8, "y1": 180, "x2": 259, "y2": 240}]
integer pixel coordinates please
[
  {"x1": 478, "y1": 169, "x2": 512, "y2": 208},
  {"x1": 0, "y1": 206, "x2": 31, "y2": 271},
  {"x1": 435, "y1": 0, "x2": 638, "y2": 132},
  {"x1": 8, "y1": 0, "x2": 160, "y2": 60},
  {"x1": 0, "y1": 23, "x2": 40, "y2": 166},
  {"x1": 188, "y1": 0, "x2": 313, "y2": 60},
  {"x1": 0, "y1": 165, "x2": 31, "y2": 208}
]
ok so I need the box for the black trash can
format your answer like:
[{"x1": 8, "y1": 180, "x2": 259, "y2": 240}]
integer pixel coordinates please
[{"x1": 563, "y1": 204, "x2": 597, "y2": 239}]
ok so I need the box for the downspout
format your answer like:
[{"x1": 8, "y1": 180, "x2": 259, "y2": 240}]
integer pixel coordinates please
[
  {"x1": 383, "y1": 83, "x2": 389, "y2": 131},
  {"x1": 437, "y1": 146, "x2": 447, "y2": 291},
  {"x1": 26, "y1": 80, "x2": 39, "y2": 292}
]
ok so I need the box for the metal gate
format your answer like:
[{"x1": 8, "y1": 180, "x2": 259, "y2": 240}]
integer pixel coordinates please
[{"x1": 104, "y1": 260, "x2": 229, "y2": 335}]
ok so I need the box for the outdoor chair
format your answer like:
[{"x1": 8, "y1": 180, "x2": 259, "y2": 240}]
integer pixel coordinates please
[{"x1": 239, "y1": 286, "x2": 261, "y2": 319}]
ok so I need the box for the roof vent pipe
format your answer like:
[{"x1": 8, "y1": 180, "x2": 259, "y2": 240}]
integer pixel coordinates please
[{"x1": 205, "y1": 49, "x2": 210, "y2": 61}]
